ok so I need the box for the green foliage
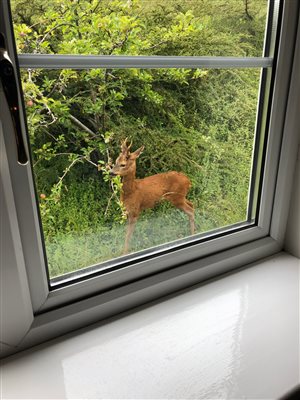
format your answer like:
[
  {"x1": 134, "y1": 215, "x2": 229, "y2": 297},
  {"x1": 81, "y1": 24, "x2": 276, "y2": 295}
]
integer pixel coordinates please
[{"x1": 11, "y1": 0, "x2": 267, "y2": 277}]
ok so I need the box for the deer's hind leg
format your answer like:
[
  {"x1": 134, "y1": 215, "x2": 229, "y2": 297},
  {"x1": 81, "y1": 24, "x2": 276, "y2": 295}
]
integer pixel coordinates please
[
  {"x1": 182, "y1": 199, "x2": 195, "y2": 235},
  {"x1": 185, "y1": 199, "x2": 194, "y2": 210},
  {"x1": 169, "y1": 196, "x2": 195, "y2": 235}
]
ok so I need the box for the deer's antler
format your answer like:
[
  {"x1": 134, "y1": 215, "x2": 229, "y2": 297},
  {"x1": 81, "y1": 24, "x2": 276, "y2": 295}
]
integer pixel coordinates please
[{"x1": 121, "y1": 138, "x2": 132, "y2": 154}]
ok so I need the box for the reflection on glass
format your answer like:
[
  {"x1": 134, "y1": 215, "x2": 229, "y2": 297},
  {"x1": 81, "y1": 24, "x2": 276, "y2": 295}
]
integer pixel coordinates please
[
  {"x1": 19, "y1": 67, "x2": 261, "y2": 277},
  {"x1": 11, "y1": 0, "x2": 268, "y2": 57}
]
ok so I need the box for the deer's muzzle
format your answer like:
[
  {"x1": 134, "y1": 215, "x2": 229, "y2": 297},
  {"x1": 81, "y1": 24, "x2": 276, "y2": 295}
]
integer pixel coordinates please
[{"x1": 109, "y1": 169, "x2": 117, "y2": 177}]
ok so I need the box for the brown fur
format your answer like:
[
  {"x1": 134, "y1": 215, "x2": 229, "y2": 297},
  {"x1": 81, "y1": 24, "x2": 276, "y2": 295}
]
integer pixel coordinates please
[{"x1": 110, "y1": 140, "x2": 195, "y2": 253}]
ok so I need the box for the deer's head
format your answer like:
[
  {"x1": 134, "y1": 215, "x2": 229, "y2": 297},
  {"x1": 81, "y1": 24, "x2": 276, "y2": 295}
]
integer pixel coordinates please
[{"x1": 110, "y1": 139, "x2": 144, "y2": 177}]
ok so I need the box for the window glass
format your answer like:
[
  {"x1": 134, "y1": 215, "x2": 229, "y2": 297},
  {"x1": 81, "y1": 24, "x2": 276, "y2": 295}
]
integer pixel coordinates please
[
  {"x1": 20, "y1": 67, "x2": 261, "y2": 278},
  {"x1": 11, "y1": 0, "x2": 268, "y2": 57}
]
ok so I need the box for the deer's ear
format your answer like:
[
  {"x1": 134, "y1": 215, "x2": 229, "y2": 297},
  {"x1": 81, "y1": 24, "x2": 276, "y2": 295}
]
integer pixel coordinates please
[{"x1": 130, "y1": 146, "x2": 144, "y2": 159}]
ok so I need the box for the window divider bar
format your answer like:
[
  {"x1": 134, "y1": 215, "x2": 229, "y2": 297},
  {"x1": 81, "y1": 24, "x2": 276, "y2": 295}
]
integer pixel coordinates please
[{"x1": 17, "y1": 54, "x2": 273, "y2": 69}]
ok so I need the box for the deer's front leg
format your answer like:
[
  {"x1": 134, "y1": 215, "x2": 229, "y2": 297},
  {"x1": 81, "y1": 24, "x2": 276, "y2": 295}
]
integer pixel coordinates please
[{"x1": 123, "y1": 214, "x2": 138, "y2": 254}]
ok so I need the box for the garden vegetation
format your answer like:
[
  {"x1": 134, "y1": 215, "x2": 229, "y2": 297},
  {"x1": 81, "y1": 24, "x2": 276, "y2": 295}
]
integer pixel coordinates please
[{"x1": 11, "y1": 0, "x2": 268, "y2": 277}]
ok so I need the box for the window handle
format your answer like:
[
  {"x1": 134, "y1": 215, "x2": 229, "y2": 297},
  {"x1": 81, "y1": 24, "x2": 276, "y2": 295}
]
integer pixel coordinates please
[{"x1": 0, "y1": 33, "x2": 28, "y2": 165}]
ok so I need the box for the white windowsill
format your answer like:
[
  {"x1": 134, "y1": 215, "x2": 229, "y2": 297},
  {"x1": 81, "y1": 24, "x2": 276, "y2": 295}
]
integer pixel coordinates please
[{"x1": 1, "y1": 251, "x2": 299, "y2": 399}]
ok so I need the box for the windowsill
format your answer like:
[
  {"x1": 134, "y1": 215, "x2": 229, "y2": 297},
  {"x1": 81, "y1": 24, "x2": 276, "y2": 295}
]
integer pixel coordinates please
[{"x1": 1, "y1": 252, "x2": 299, "y2": 399}]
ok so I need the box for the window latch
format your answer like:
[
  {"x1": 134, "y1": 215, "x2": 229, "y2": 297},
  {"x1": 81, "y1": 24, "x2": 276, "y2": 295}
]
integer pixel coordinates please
[{"x1": 0, "y1": 32, "x2": 28, "y2": 165}]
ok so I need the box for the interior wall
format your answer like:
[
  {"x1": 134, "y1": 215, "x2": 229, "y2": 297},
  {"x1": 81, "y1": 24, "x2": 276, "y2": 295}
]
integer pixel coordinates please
[{"x1": 284, "y1": 141, "x2": 300, "y2": 258}]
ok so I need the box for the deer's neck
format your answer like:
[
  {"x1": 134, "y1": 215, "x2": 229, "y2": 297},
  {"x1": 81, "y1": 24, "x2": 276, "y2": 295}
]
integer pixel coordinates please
[{"x1": 121, "y1": 170, "x2": 136, "y2": 198}]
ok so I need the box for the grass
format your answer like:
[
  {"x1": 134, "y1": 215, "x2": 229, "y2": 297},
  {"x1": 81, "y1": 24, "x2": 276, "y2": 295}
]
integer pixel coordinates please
[
  {"x1": 45, "y1": 202, "x2": 245, "y2": 278},
  {"x1": 46, "y1": 208, "x2": 196, "y2": 277}
]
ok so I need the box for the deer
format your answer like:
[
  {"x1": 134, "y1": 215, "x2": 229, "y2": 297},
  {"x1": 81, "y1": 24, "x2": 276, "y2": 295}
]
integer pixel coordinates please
[{"x1": 109, "y1": 139, "x2": 195, "y2": 254}]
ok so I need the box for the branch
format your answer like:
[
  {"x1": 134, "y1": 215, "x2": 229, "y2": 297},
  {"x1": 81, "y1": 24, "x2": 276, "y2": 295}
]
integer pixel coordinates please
[
  {"x1": 109, "y1": 29, "x2": 133, "y2": 55},
  {"x1": 69, "y1": 114, "x2": 97, "y2": 136},
  {"x1": 39, "y1": 103, "x2": 58, "y2": 126},
  {"x1": 87, "y1": 117, "x2": 98, "y2": 131},
  {"x1": 56, "y1": 156, "x2": 84, "y2": 187},
  {"x1": 34, "y1": 152, "x2": 99, "y2": 169},
  {"x1": 145, "y1": 39, "x2": 170, "y2": 51},
  {"x1": 83, "y1": 156, "x2": 98, "y2": 168},
  {"x1": 55, "y1": 151, "x2": 103, "y2": 188},
  {"x1": 38, "y1": 23, "x2": 75, "y2": 47}
]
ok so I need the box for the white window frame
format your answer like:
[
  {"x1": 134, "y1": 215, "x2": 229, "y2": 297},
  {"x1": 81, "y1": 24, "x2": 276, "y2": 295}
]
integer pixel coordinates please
[{"x1": 1, "y1": 0, "x2": 299, "y2": 358}]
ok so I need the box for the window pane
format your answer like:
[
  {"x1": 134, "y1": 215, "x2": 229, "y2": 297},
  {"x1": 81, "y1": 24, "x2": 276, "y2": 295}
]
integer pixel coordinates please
[
  {"x1": 20, "y1": 67, "x2": 261, "y2": 279},
  {"x1": 11, "y1": 0, "x2": 268, "y2": 57}
]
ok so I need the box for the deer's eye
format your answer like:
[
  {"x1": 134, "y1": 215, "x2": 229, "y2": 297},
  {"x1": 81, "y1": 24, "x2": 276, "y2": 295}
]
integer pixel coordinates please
[{"x1": 120, "y1": 163, "x2": 126, "y2": 167}]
